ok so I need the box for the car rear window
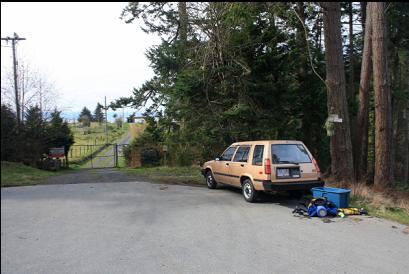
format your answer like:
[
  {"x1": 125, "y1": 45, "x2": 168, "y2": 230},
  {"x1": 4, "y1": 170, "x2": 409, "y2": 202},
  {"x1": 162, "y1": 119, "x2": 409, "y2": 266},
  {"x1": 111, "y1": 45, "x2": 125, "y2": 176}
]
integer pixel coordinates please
[
  {"x1": 271, "y1": 144, "x2": 311, "y2": 164},
  {"x1": 233, "y1": 146, "x2": 250, "y2": 162}
]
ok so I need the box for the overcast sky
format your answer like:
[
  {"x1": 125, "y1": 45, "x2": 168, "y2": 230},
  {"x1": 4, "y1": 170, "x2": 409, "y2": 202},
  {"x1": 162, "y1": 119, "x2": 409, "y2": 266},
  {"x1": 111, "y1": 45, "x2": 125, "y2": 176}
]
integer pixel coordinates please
[{"x1": 1, "y1": 2, "x2": 160, "y2": 113}]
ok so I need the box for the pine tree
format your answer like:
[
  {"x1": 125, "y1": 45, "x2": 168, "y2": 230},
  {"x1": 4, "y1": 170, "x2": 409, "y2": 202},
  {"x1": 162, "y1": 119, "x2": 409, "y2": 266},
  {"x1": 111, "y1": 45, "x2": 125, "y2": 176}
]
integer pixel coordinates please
[
  {"x1": 78, "y1": 106, "x2": 92, "y2": 127},
  {"x1": 93, "y1": 103, "x2": 104, "y2": 124},
  {"x1": 46, "y1": 109, "x2": 74, "y2": 160},
  {"x1": 23, "y1": 106, "x2": 46, "y2": 165},
  {"x1": 371, "y1": 2, "x2": 393, "y2": 186},
  {"x1": 1, "y1": 105, "x2": 17, "y2": 161},
  {"x1": 321, "y1": 2, "x2": 355, "y2": 182}
]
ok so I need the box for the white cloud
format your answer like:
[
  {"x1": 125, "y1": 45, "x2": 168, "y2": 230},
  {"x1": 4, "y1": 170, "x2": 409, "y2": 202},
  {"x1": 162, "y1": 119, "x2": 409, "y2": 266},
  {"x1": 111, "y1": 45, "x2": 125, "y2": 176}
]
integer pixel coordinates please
[{"x1": 1, "y1": 2, "x2": 160, "y2": 112}]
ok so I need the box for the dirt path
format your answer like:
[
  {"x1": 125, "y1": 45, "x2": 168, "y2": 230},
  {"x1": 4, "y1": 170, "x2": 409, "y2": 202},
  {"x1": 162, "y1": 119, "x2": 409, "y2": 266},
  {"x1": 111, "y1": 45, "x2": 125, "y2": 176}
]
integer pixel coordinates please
[{"x1": 82, "y1": 130, "x2": 132, "y2": 169}]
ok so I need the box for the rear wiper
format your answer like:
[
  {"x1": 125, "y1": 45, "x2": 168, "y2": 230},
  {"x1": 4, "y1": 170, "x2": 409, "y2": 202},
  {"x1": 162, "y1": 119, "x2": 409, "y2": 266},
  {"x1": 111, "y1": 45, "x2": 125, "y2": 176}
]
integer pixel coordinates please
[{"x1": 278, "y1": 161, "x2": 299, "y2": 165}]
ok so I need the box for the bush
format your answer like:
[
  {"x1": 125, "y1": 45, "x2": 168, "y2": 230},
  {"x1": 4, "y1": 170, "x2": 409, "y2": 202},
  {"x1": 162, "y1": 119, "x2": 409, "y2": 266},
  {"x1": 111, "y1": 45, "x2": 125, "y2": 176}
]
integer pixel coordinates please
[{"x1": 140, "y1": 147, "x2": 161, "y2": 166}]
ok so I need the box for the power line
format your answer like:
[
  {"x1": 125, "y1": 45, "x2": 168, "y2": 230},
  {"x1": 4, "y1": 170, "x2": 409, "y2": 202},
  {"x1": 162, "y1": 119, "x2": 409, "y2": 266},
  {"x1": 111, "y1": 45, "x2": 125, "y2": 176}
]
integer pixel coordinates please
[{"x1": 1, "y1": 32, "x2": 26, "y2": 129}]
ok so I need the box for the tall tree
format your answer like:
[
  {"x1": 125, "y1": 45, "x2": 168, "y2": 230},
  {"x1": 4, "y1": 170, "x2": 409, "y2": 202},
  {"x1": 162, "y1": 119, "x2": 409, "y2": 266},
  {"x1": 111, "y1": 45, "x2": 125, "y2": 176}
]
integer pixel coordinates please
[
  {"x1": 46, "y1": 109, "x2": 74, "y2": 164},
  {"x1": 389, "y1": 3, "x2": 409, "y2": 184},
  {"x1": 371, "y1": 2, "x2": 393, "y2": 187},
  {"x1": 354, "y1": 3, "x2": 372, "y2": 181},
  {"x1": 348, "y1": 2, "x2": 355, "y2": 102},
  {"x1": 1, "y1": 104, "x2": 17, "y2": 161},
  {"x1": 22, "y1": 106, "x2": 46, "y2": 165},
  {"x1": 93, "y1": 103, "x2": 104, "y2": 124},
  {"x1": 321, "y1": 2, "x2": 355, "y2": 182},
  {"x1": 78, "y1": 106, "x2": 92, "y2": 127}
]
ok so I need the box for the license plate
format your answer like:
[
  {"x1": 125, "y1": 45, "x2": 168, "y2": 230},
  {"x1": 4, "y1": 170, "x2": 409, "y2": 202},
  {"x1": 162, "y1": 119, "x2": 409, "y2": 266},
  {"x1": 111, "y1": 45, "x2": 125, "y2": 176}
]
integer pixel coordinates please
[
  {"x1": 291, "y1": 169, "x2": 300, "y2": 178},
  {"x1": 277, "y1": 168, "x2": 290, "y2": 177}
]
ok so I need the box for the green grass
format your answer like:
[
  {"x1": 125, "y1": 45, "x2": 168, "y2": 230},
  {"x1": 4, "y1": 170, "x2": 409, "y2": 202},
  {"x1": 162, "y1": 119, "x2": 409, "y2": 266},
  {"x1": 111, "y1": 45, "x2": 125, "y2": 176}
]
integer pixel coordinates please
[
  {"x1": 350, "y1": 196, "x2": 409, "y2": 225},
  {"x1": 1, "y1": 161, "x2": 72, "y2": 187},
  {"x1": 123, "y1": 166, "x2": 205, "y2": 186}
]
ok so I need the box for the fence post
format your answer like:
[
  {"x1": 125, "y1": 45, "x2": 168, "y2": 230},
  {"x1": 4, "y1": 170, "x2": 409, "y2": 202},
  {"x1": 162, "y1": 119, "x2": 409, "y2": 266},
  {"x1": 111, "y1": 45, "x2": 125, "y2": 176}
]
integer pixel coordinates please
[
  {"x1": 115, "y1": 144, "x2": 118, "y2": 168},
  {"x1": 91, "y1": 145, "x2": 93, "y2": 168}
]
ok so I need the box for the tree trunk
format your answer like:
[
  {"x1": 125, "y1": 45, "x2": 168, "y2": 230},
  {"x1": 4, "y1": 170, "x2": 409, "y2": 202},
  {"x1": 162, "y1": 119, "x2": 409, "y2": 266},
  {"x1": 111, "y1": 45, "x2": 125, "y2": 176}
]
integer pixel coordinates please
[
  {"x1": 178, "y1": 2, "x2": 187, "y2": 46},
  {"x1": 354, "y1": 3, "x2": 372, "y2": 181},
  {"x1": 321, "y1": 2, "x2": 355, "y2": 182},
  {"x1": 371, "y1": 2, "x2": 393, "y2": 187},
  {"x1": 348, "y1": 2, "x2": 355, "y2": 101},
  {"x1": 296, "y1": 2, "x2": 312, "y2": 147},
  {"x1": 393, "y1": 53, "x2": 409, "y2": 183},
  {"x1": 360, "y1": 2, "x2": 367, "y2": 35}
]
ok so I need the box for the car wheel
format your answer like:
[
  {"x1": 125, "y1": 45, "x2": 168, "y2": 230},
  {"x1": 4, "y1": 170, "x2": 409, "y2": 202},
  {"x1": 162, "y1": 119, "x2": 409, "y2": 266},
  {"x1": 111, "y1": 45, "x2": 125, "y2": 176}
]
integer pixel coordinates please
[
  {"x1": 242, "y1": 178, "x2": 258, "y2": 202},
  {"x1": 206, "y1": 171, "x2": 217, "y2": 189}
]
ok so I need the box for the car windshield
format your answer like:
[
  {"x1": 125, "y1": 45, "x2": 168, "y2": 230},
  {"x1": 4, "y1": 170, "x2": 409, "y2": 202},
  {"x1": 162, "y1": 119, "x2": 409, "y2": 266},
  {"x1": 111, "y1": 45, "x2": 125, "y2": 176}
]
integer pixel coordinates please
[{"x1": 271, "y1": 144, "x2": 311, "y2": 164}]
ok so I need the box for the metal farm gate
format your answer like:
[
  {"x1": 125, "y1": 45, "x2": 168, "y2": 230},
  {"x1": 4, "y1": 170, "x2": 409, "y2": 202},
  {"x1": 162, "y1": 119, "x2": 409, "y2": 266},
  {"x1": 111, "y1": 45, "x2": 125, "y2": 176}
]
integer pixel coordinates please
[{"x1": 68, "y1": 144, "x2": 129, "y2": 168}]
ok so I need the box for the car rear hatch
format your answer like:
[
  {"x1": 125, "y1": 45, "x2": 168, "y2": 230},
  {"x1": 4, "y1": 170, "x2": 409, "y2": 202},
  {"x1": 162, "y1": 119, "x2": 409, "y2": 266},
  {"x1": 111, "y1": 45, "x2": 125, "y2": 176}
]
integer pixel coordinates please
[{"x1": 270, "y1": 143, "x2": 318, "y2": 182}]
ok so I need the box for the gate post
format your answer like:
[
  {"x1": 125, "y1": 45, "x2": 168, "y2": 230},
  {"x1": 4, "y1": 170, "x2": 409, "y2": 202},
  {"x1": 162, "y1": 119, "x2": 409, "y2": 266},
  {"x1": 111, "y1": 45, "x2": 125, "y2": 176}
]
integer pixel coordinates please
[{"x1": 115, "y1": 144, "x2": 118, "y2": 168}]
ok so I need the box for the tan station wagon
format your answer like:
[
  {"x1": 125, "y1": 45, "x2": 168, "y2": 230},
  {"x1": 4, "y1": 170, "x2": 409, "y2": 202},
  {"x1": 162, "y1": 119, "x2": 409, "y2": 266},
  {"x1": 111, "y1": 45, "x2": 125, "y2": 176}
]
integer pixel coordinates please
[{"x1": 201, "y1": 140, "x2": 324, "y2": 202}]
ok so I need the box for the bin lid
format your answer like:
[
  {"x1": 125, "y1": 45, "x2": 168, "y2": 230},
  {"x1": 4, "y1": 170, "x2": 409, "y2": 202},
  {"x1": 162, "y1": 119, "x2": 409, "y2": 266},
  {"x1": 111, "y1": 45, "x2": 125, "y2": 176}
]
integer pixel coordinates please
[{"x1": 311, "y1": 187, "x2": 351, "y2": 193}]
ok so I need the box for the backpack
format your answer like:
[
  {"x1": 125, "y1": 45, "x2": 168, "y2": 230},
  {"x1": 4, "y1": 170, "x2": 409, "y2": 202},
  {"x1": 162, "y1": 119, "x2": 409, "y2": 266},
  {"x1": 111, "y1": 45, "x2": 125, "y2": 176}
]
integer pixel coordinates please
[{"x1": 307, "y1": 197, "x2": 338, "y2": 217}]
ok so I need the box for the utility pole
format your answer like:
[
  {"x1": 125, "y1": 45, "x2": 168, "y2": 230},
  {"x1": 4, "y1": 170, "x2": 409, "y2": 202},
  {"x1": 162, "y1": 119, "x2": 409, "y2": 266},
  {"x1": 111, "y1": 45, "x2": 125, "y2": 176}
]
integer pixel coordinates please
[
  {"x1": 104, "y1": 96, "x2": 108, "y2": 144},
  {"x1": 1, "y1": 33, "x2": 26, "y2": 128}
]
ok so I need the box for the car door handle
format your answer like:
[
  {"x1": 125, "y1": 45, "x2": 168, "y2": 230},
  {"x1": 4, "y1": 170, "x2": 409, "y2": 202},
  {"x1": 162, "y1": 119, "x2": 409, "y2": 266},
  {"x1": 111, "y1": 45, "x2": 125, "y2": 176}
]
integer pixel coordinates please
[
  {"x1": 225, "y1": 163, "x2": 229, "y2": 166},
  {"x1": 240, "y1": 164, "x2": 244, "y2": 167}
]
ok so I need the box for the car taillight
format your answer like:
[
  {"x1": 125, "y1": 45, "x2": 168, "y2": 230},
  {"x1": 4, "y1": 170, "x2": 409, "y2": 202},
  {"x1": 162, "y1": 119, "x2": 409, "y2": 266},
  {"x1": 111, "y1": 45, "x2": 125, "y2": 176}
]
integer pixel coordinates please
[
  {"x1": 264, "y1": 159, "x2": 271, "y2": 174},
  {"x1": 312, "y1": 158, "x2": 321, "y2": 173}
]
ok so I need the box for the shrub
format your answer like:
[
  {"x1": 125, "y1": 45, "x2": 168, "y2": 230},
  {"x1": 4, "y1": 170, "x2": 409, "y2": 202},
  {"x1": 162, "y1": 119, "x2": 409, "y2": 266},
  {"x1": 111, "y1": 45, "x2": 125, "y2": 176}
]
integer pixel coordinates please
[{"x1": 140, "y1": 147, "x2": 161, "y2": 166}]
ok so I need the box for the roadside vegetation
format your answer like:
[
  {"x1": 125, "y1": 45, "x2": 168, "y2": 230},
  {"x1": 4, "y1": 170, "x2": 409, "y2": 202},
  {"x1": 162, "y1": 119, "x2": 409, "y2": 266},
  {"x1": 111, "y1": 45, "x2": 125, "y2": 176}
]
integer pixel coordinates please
[{"x1": 1, "y1": 161, "x2": 68, "y2": 187}]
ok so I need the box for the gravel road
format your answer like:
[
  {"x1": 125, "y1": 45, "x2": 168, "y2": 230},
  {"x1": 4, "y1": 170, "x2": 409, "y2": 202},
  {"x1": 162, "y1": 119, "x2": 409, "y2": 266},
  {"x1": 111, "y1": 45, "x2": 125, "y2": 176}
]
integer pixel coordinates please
[
  {"x1": 2, "y1": 181, "x2": 409, "y2": 274},
  {"x1": 82, "y1": 131, "x2": 132, "y2": 169}
]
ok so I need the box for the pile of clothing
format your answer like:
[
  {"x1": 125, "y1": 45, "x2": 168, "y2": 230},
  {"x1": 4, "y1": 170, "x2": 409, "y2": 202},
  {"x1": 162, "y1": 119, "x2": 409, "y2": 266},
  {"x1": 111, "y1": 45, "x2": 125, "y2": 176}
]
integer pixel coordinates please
[{"x1": 292, "y1": 197, "x2": 368, "y2": 218}]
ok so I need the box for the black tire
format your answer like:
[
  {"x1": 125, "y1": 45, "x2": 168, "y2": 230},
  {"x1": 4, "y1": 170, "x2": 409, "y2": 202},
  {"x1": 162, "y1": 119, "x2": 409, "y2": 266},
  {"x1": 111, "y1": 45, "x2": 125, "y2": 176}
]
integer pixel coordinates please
[
  {"x1": 205, "y1": 171, "x2": 217, "y2": 189},
  {"x1": 242, "y1": 178, "x2": 258, "y2": 203}
]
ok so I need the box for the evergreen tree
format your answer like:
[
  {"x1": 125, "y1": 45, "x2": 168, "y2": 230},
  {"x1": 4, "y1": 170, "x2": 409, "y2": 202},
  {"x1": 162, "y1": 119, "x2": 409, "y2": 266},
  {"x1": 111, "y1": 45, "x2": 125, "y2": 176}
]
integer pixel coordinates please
[
  {"x1": 93, "y1": 103, "x2": 104, "y2": 124},
  {"x1": 1, "y1": 104, "x2": 17, "y2": 161},
  {"x1": 22, "y1": 106, "x2": 46, "y2": 165},
  {"x1": 78, "y1": 106, "x2": 92, "y2": 127},
  {"x1": 46, "y1": 109, "x2": 74, "y2": 159}
]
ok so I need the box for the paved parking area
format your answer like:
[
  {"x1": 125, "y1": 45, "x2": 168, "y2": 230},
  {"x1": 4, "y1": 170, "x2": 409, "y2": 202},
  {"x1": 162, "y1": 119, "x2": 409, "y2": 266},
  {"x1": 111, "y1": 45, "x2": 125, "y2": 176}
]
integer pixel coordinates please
[{"x1": 2, "y1": 181, "x2": 409, "y2": 274}]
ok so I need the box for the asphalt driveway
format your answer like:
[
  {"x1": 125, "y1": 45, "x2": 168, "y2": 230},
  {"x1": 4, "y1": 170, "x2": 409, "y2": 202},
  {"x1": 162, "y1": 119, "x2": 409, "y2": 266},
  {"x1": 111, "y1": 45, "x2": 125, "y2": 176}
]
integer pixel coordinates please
[{"x1": 1, "y1": 181, "x2": 409, "y2": 274}]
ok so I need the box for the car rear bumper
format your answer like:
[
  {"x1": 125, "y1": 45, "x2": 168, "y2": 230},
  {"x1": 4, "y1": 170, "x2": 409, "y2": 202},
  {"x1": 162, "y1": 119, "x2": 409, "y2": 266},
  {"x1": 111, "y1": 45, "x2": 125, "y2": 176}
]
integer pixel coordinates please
[{"x1": 261, "y1": 180, "x2": 325, "y2": 191}]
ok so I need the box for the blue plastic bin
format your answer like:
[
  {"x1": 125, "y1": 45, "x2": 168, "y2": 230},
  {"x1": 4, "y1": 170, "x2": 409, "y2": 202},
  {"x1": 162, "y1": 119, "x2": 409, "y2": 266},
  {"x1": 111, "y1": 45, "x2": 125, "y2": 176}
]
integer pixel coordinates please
[{"x1": 311, "y1": 187, "x2": 351, "y2": 208}]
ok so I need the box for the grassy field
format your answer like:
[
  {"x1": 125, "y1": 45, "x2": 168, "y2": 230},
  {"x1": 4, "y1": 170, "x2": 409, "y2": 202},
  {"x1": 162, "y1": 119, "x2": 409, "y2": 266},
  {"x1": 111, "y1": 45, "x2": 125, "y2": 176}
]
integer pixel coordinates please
[
  {"x1": 123, "y1": 166, "x2": 204, "y2": 186},
  {"x1": 68, "y1": 122, "x2": 130, "y2": 164},
  {"x1": 1, "y1": 161, "x2": 72, "y2": 187}
]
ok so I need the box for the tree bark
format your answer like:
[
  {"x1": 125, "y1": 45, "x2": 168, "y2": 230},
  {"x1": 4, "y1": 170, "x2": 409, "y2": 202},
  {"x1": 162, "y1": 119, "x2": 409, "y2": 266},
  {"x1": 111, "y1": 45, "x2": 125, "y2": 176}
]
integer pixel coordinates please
[
  {"x1": 348, "y1": 2, "x2": 355, "y2": 101},
  {"x1": 360, "y1": 2, "x2": 367, "y2": 35},
  {"x1": 393, "y1": 54, "x2": 409, "y2": 183},
  {"x1": 321, "y1": 2, "x2": 355, "y2": 182},
  {"x1": 178, "y1": 2, "x2": 188, "y2": 45},
  {"x1": 371, "y1": 2, "x2": 393, "y2": 186},
  {"x1": 354, "y1": 3, "x2": 372, "y2": 181}
]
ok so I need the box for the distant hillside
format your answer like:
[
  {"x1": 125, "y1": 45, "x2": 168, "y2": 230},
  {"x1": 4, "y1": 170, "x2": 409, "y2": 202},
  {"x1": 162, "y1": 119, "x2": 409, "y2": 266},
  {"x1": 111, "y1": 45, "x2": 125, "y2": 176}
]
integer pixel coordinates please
[{"x1": 61, "y1": 110, "x2": 142, "y2": 122}]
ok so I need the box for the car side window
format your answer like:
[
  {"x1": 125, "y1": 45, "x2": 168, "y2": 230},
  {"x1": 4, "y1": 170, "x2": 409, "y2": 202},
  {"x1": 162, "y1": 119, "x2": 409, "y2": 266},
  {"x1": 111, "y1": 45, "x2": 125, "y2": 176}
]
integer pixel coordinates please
[
  {"x1": 252, "y1": 145, "x2": 264, "y2": 166},
  {"x1": 233, "y1": 146, "x2": 251, "y2": 162},
  {"x1": 220, "y1": 146, "x2": 237, "y2": 161}
]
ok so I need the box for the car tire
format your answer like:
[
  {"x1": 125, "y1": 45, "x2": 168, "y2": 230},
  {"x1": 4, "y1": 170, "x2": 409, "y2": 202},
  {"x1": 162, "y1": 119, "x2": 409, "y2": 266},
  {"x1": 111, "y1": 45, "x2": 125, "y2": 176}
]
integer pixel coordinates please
[
  {"x1": 242, "y1": 178, "x2": 258, "y2": 203},
  {"x1": 206, "y1": 171, "x2": 217, "y2": 189}
]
